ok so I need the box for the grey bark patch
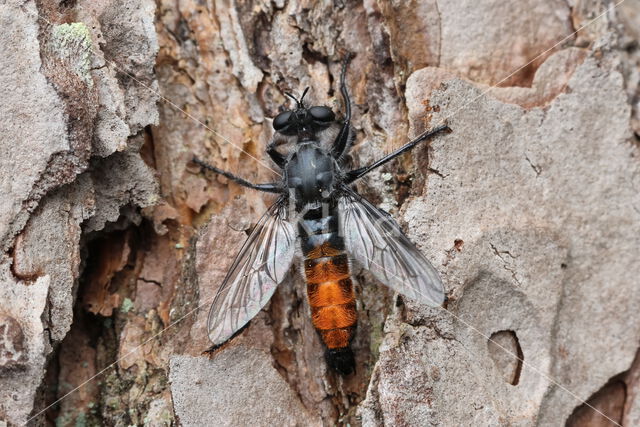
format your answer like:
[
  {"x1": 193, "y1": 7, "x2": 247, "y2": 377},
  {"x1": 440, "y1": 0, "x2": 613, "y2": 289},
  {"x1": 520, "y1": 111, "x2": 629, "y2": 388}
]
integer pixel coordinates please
[
  {"x1": 0, "y1": 272, "x2": 49, "y2": 425},
  {"x1": 0, "y1": 1, "x2": 159, "y2": 425},
  {"x1": 169, "y1": 348, "x2": 321, "y2": 426},
  {"x1": 0, "y1": 1, "x2": 69, "y2": 247},
  {"x1": 363, "y1": 50, "x2": 640, "y2": 424}
]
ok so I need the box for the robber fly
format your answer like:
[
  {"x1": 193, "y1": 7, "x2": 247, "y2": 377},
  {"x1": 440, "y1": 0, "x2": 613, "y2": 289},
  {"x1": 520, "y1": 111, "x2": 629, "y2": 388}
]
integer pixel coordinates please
[{"x1": 193, "y1": 56, "x2": 450, "y2": 375}]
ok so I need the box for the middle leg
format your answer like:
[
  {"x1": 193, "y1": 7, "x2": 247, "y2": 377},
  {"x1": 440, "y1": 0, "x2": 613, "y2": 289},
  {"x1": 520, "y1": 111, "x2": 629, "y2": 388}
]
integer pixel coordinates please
[{"x1": 193, "y1": 157, "x2": 282, "y2": 193}]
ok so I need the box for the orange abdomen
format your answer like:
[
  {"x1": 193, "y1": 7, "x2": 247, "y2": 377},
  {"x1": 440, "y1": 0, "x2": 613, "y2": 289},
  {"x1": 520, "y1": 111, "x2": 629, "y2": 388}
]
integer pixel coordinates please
[
  {"x1": 303, "y1": 251, "x2": 357, "y2": 350},
  {"x1": 298, "y1": 211, "x2": 357, "y2": 375}
]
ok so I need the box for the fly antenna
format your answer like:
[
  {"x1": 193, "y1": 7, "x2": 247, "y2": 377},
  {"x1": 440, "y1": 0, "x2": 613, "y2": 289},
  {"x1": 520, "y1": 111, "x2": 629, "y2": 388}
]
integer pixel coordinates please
[
  {"x1": 285, "y1": 91, "x2": 300, "y2": 107},
  {"x1": 299, "y1": 87, "x2": 310, "y2": 107}
]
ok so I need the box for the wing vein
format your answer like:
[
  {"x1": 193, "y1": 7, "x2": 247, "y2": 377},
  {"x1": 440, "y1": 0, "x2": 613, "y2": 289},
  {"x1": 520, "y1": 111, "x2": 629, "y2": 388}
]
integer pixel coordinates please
[
  {"x1": 207, "y1": 198, "x2": 295, "y2": 345},
  {"x1": 338, "y1": 186, "x2": 444, "y2": 306}
]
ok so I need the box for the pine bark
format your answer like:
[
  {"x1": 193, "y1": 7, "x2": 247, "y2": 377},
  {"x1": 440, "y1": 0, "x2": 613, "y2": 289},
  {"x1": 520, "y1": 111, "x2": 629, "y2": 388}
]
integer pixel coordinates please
[{"x1": 1, "y1": 0, "x2": 640, "y2": 426}]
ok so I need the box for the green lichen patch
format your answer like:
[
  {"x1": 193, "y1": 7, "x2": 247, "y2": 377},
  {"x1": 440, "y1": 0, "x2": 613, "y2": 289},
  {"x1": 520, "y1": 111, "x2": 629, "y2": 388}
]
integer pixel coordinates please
[
  {"x1": 51, "y1": 23, "x2": 94, "y2": 87},
  {"x1": 120, "y1": 297, "x2": 134, "y2": 314}
]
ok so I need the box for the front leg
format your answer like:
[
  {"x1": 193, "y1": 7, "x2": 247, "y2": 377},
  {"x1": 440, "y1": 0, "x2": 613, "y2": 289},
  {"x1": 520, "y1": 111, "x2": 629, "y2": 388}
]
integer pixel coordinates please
[
  {"x1": 330, "y1": 54, "x2": 353, "y2": 160},
  {"x1": 267, "y1": 143, "x2": 286, "y2": 169},
  {"x1": 344, "y1": 124, "x2": 451, "y2": 184},
  {"x1": 193, "y1": 157, "x2": 282, "y2": 193}
]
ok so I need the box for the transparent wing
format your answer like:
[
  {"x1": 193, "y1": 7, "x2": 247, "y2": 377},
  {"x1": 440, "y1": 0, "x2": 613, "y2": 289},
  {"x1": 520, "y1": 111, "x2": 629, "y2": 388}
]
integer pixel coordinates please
[
  {"x1": 338, "y1": 186, "x2": 444, "y2": 306},
  {"x1": 208, "y1": 198, "x2": 296, "y2": 345}
]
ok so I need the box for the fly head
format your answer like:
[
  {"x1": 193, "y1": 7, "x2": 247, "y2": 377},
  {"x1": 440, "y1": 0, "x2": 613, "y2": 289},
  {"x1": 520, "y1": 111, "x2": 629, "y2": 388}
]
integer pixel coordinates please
[{"x1": 273, "y1": 87, "x2": 336, "y2": 141}]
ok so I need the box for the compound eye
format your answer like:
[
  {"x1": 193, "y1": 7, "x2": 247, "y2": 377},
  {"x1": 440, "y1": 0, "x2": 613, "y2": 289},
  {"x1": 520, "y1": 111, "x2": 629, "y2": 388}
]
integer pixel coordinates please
[
  {"x1": 273, "y1": 111, "x2": 292, "y2": 131},
  {"x1": 309, "y1": 106, "x2": 335, "y2": 122}
]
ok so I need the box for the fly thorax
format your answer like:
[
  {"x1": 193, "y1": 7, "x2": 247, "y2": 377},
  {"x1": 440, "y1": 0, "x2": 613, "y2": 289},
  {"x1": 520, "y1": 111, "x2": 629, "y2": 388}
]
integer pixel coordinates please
[{"x1": 285, "y1": 143, "x2": 336, "y2": 208}]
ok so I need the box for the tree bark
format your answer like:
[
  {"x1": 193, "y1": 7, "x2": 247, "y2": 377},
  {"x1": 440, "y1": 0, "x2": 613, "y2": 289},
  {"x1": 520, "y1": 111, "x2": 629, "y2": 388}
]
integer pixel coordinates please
[{"x1": 1, "y1": 0, "x2": 639, "y2": 426}]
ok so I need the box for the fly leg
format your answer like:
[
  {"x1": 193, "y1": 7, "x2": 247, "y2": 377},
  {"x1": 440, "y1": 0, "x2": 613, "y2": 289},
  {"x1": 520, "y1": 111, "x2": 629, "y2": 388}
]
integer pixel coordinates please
[
  {"x1": 193, "y1": 157, "x2": 282, "y2": 193},
  {"x1": 267, "y1": 142, "x2": 286, "y2": 168},
  {"x1": 344, "y1": 124, "x2": 451, "y2": 184},
  {"x1": 330, "y1": 54, "x2": 354, "y2": 159}
]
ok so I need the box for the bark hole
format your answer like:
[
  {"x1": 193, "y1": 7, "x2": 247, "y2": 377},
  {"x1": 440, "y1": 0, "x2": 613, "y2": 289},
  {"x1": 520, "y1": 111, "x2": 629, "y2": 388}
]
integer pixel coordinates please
[
  {"x1": 39, "y1": 223, "x2": 176, "y2": 426},
  {"x1": 488, "y1": 330, "x2": 523, "y2": 386},
  {"x1": 566, "y1": 379, "x2": 626, "y2": 427}
]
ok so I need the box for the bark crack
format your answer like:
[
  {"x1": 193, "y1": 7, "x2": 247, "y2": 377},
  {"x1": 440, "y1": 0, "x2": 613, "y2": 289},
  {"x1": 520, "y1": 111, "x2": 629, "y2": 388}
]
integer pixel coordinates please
[
  {"x1": 427, "y1": 167, "x2": 447, "y2": 179},
  {"x1": 489, "y1": 243, "x2": 522, "y2": 286},
  {"x1": 138, "y1": 277, "x2": 161, "y2": 286},
  {"x1": 524, "y1": 154, "x2": 542, "y2": 177}
]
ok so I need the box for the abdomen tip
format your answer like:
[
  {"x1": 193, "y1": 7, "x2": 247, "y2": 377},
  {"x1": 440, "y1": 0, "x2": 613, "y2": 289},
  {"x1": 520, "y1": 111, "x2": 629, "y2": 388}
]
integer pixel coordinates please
[{"x1": 325, "y1": 347, "x2": 355, "y2": 375}]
